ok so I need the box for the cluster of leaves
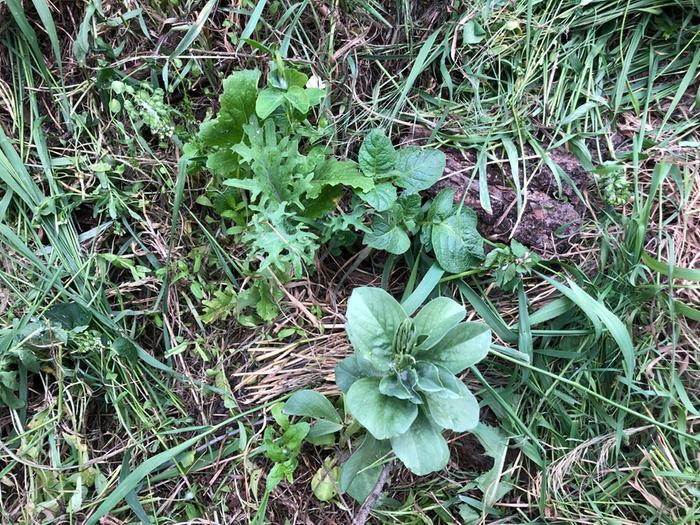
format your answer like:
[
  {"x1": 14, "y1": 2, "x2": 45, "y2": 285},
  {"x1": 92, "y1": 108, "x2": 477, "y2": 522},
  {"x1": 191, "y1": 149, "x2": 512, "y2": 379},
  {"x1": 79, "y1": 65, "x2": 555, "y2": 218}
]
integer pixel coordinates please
[
  {"x1": 483, "y1": 239, "x2": 541, "y2": 291},
  {"x1": 191, "y1": 64, "x2": 374, "y2": 322},
  {"x1": 336, "y1": 287, "x2": 492, "y2": 475},
  {"x1": 274, "y1": 285, "x2": 492, "y2": 506},
  {"x1": 191, "y1": 65, "x2": 489, "y2": 323},
  {"x1": 0, "y1": 303, "x2": 137, "y2": 408},
  {"x1": 109, "y1": 81, "x2": 175, "y2": 143},
  {"x1": 357, "y1": 131, "x2": 484, "y2": 273},
  {"x1": 253, "y1": 403, "x2": 310, "y2": 524},
  {"x1": 593, "y1": 161, "x2": 631, "y2": 207}
]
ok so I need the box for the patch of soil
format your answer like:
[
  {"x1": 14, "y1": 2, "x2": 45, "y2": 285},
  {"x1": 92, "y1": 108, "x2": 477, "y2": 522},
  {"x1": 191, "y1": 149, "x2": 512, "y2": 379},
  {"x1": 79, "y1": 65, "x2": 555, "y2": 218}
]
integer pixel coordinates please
[{"x1": 432, "y1": 146, "x2": 592, "y2": 257}]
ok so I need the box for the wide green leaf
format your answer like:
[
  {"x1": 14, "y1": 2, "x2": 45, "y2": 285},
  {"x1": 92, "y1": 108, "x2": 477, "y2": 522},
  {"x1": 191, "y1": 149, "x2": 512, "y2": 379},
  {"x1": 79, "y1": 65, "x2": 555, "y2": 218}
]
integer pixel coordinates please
[
  {"x1": 415, "y1": 322, "x2": 491, "y2": 373},
  {"x1": 358, "y1": 182, "x2": 397, "y2": 212},
  {"x1": 358, "y1": 129, "x2": 396, "y2": 177},
  {"x1": 284, "y1": 390, "x2": 341, "y2": 424},
  {"x1": 199, "y1": 69, "x2": 260, "y2": 148},
  {"x1": 346, "y1": 287, "x2": 407, "y2": 371},
  {"x1": 425, "y1": 381, "x2": 479, "y2": 431},
  {"x1": 379, "y1": 370, "x2": 421, "y2": 403},
  {"x1": 335, "y1": 355, "x2": 364, "y2": 393},
  {"x1": 413, "y1": 297, "x2": 466, "y2": 350},
  {"x1": 363, "y1": 216, "x2": 410, "y2": 255},
  {"x1": 395, "y1": 147, "x2": 445, "y2": 193},
  {"x1": 414, "y1": 362, "x2": 460, "y2": 398},
  {"x1": 390, "y1": 411, "x2": 449, "y2": 475},
  {"x1": 308, "y1": 160, "x2": 374, "y2": 199},
  {"x1": 346, "y1": 378, "x2": 418, "y2": 439},
  {"x1": 340, "y1": 435, "x2": 391, "y2": 502},
  {"x1": 255, "y1": 87, "x2": 286, "y2": 119},
  {"x1": 432, "y1": 208, "x2": 484, "y2": 273},
  {"x1": 284, "y1": 85, "x2": 309, "y2": 114}
]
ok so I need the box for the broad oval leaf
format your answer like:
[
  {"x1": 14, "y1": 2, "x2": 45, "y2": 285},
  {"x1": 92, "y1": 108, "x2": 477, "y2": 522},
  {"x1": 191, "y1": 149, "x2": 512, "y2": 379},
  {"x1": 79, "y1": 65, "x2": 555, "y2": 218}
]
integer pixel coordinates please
[
  {"x1": 415, "y1": 322, "x2": 491, "y2": 373},
  {"x1": 255, "y1": 88, "x2": 286, "y2": 119},
  {"x1": 432, "y1": 208, "x2": 484, "y2": 273},
  {"x1": 425, "y1": 381, "x2": 479, "y2": 432},
  {"x1": 284, "y1": 390, "x2": 341, "y2": 424},
  {"x1": 390, "y1": 411, "x2": 449, "y2": 475},
  {"x1": 379, "y1": 370, "x2": 421, "y2": 404},
  {"x1": 358, "y1": 182, "x2": 397, "y2": 212},
  {"x1": 358, "y1": 129, "x2": 396, "y2": 177},
  {"x1": 199, "y1": 69, "x2": 260, "y2": 148},
  {"x1": 45, "y1": 303, "x2": 92, "y2": 330},
  {"x1": 335, "y1": 355, "x2": 365, "y2": 393},
  {"x1": 346, "y1": 287, "x2": 407, "y2": 372},
  {"x1": 363, "y1": 216, "x2": 410, "y2": 255},
  {"x1": 414, "y1": 361, "x2": 460, "y2": 398},
  {"x1": 285, "y1": 85, "x2": 309, "y2": 114},
  {"x1": 395, "y1": 147, "x2": 446, "y2": 193},
  {"x1": 340, "y1": 434, "x2": 391, "y2": 501},
  {"x1": 414, "y1": 297, "x2": 466, "y2": 350},
  {"x1": 346, "y1": 378, "x2": 418, "y2": 439}
]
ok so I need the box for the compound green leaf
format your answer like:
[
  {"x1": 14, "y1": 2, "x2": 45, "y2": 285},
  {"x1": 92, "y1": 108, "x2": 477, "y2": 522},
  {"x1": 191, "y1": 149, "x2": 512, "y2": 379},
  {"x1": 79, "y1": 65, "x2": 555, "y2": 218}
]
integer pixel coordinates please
[
  {"x1": 363, "y1": 216, "x2": 410, "y2": 255},
  {"x1": 358, "y1": 182, "x2": 397, "y2": 212},
  {"x1": 308, "y1": 160, "x2": 373, "y2": 199}
]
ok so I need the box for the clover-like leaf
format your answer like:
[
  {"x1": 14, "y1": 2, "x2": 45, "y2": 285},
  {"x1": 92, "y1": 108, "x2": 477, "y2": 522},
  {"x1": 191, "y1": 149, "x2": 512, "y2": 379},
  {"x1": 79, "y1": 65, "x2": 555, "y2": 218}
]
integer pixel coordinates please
[
  {"x1": 346, "y1": 287, "x2": 407, "y2": 372},
  {"x1": 346, "y1": 378, "x2": 418, "y2": 439},
  {"x1": 414, "y1": 322, "x2": 491, "y2": 374},
  {"x1": 390, "y1": 411, "x2": 449, "y2": 475}
]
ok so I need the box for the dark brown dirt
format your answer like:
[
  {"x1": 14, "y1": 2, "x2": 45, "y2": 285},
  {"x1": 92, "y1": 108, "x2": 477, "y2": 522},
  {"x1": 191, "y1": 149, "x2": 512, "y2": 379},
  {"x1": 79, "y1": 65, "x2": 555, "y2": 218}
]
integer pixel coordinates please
[{"x1": 431, "y1": 146, "x2": 592, "y2": 257}]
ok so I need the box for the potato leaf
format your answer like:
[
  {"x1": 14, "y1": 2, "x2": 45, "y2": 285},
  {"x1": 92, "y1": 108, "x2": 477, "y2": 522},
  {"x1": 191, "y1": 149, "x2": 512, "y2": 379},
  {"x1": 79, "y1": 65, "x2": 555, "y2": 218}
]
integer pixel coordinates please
[
  {"x1": 358, "y1": 129, "x2": 396, "y2": 177},
  {"x1": 395, "y1": 147, "x2": 446, "y2": 193},
  {"x1": 358, "y1": 182, "x2": 397, "y2": 211},
  {"x1": 432, "y1": 207, "x2": 484, "y2": 273}
]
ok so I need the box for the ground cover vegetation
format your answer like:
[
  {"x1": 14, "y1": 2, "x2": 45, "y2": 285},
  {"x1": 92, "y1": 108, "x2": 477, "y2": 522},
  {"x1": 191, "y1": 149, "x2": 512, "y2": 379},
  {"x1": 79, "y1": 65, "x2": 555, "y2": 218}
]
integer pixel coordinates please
[{"x1": 0, "y1": 0, "x2": 699, "y2": 523}]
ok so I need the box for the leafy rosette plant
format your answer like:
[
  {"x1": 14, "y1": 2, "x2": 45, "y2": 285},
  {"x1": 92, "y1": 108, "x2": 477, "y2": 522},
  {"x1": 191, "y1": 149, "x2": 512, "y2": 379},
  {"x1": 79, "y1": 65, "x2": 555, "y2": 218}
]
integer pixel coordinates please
[{"x1": 336, "y1": 287, "x2": 491, "y2": 475}]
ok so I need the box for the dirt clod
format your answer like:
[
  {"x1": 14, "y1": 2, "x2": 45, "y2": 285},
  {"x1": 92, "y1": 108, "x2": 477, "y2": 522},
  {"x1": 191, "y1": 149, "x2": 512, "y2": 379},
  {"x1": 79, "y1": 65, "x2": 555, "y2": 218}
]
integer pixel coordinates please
[{"x1": 433, "y1": 147, "x2": 590, "y2": 257}]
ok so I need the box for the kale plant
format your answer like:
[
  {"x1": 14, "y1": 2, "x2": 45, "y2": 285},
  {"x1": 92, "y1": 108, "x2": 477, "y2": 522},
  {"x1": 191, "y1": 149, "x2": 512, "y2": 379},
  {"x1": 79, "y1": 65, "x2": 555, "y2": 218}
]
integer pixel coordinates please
[
  {"x1": 335, "y1": 287, "x2": 491, "y2": 475},
  {"x1": 191, "y1": 64, "x2": 373, "y2": 321}
]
